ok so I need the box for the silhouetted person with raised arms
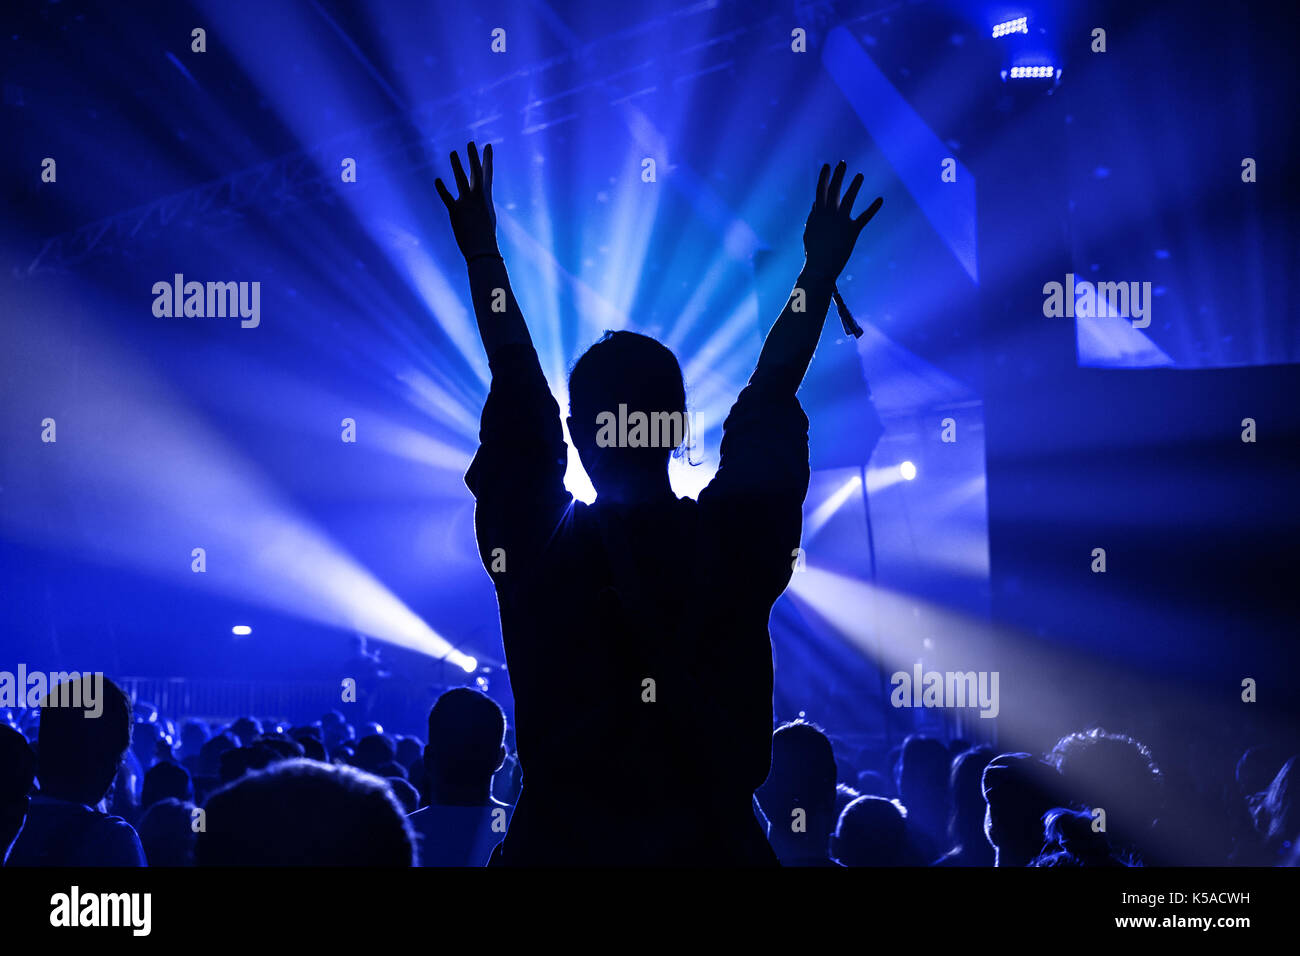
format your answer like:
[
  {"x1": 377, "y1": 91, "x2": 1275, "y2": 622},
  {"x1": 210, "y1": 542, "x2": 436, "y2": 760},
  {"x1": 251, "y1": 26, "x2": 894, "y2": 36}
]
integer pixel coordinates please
[{"x1": 437, "y1": 141, "x2": 881, "y2": 865}]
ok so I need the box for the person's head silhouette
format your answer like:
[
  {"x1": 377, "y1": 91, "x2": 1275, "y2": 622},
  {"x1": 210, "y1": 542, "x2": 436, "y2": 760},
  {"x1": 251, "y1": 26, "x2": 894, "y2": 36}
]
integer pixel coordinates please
[
  {"x1": 353, "y1": 733, "x2": 396, "y2": 773},
  {"x1": 1047, "y1": 728, "x2": 1162, "y2": 862},
  {"x1": 981, "y1": 752, "x2": 1059, "y2": 867},
  {"x1": 141, "y1": 759, "x2": 193, "y2": 810},
  {"x1": 895, "y1": 735, "x2": 950, "y2": 836},
  {"x1": 1031, "y1": 806, "x2": 1129, "y2": 867},
  {"x1": 567, "y1": 330, "x2": 688, "y2": 502},
  {"x1": 944, "y1": 745, "x2": 995, "y2": 865},
  {"x1": 757, "y1": 720, "x2": 839, "y2": 865},
  {"x1": 35, "y1": 676, "x2": 131, "y2": 806},
  {"x1": 832, "y1": 795, "x2": 914, "y2": 866},
  {"x1": 137, "y1": 797, "x2": 197, "y2": 866},
  {"x1": 195, "y1": 758, "x2": 414, "y2": 866},
  {"x1": 424, "y1": 688, "x2": 507, "y2": 805}
]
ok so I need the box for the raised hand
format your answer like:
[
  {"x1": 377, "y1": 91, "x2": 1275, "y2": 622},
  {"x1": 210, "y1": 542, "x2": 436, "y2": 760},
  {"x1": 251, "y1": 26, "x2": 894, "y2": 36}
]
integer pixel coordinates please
[
  {"x1": 802, "y1": 161, "x2": 882, "y2": 284},
  {"x1": 436, "y1": 141, "x2": 499, "y2": 261}
]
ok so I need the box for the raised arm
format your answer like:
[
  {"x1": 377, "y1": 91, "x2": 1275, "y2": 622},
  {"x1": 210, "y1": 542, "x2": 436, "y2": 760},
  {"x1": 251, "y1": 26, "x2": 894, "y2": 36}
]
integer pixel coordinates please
[
  {"x1": 441, "y1": 143, "x2": 570, "y2": 571},
  {"x1": 436, "y1": 142, "x2": 532, "y2": 361},
  {"x1": 753, "y1": 160, "x2": 882, "y2": 393}
]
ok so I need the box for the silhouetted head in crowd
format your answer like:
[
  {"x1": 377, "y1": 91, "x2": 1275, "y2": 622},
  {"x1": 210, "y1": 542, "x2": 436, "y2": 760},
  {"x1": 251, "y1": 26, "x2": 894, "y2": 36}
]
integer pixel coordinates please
[
  {"x1": 197, "y1": 732, "x2": 237, "y2": 777},
  {"x1": 567, "y1": 330, "x2": 688, "y2": 503},
  {"x1": 35, "y1": 676, "x2": 131, "y2": 806},
  {"x1": 131, "y1": 717, "x2": 166, "y2": 769},
  {"x1": 424, "y1": 688, "x2": 506, "y2": 805},
  {"x1": 256, "y1": 735, "x2": 305, "y2": 762},
  {"x1": 895, "y1": 735, "x2": 950, "y2": 851},
  {"x1": 319, "y1": 710, "x2": 347, "y2": 746},
  {"x1": 0, "y1": 726, "x2": 36, "y2": 862},
  {"x1": 942, "y1": 746, "x2": 995, "y2": 866},
  {"x1": 137, "y1": 798, "x2": 197, "y2": 866},
  {"x1": 982, "y1": 752, "x2": 1059, "y2": 867},
  {"x1": 196, "y1": 759, "x2": 413, "y2": 866},
  {"x1": 757, "y1": 720, "x2": 838, "y2": 866},
  {"x1": 1260, "y1": 756, "x2": 1299, "y2": 859},
  {"x1": 230, "y1": 717, "x2": 262, "y2": 747},
  {"x1": 856, "y1": 769, "x2": 890, "y2": 798},
  {"x1": 142, "y1": 760, "x2": 193, "y2": 810},
  {"x1": 832, "y1": 795, "x2": 915, "y2": 867},
  {"x1": 395, "y1": 735, "x2": 423, "y2": 770},
  {"x1": 179, "y1": 719, "x2": 210, "y2": 759},
  {"x1": 834, "y1": 783, "x2": 860, "y2": 823},
  {"x1": 1047, "y1": 728, "x2": 1162, "y2": 862},
  {"x1": 354, "y1": 733, "x2": 397, "y2": 774},
  {"x1": 219, "y1": 743, "x2": 281, "y2": 784},
  {"x1": 294, "y1": 735, "x2": 326, "y2": 762},
  {"x1": 1031, "y1": 807, "x2": 1129, "y2": 867}
]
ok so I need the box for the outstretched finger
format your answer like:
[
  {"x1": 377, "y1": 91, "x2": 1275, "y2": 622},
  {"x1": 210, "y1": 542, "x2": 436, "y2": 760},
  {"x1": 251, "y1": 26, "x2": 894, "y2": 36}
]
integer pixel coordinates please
[
  {"x1": 854, "y1": 196, "x2": 884, "y2": 232},
  {"x1": 842, "y1": 172, "x2": 864, "y2": 213},
  {"x1": 816, "y1": 163, "x2": 831, "y2": 207},
  {"x1": 435, "y1": 177, "x2": 455, "y2": 211},
  {"x1": 467, "y1": 142, "x2": 482, "y2": 191},
  {"x1": 483, "y1": 143, "x2": 494, "y2": 195},
  {"x1": 450, "y1": 151, "x2": 469, "y2": 196},
  {"x1": 827, "y1": 161, "x2": 847, "y2": 208}
]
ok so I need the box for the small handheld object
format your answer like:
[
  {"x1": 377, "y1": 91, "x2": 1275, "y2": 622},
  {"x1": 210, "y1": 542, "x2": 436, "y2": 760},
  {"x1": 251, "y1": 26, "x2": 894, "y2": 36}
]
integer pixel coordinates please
[{"x1": 832, "y1": 286, "x2": 863, "y2": 338}]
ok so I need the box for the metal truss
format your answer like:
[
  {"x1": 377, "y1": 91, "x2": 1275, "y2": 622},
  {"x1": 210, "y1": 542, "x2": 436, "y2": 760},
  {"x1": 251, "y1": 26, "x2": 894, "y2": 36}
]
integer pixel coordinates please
[{"x1": 21, "y1": 0, "x2": 896, "y2": 276}]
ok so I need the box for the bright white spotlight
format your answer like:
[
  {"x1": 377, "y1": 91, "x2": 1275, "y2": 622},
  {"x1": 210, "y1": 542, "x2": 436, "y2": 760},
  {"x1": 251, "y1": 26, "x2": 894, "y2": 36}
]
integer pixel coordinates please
[
  {"x1": 458, "y1": 656, "x2": 479, "y2": 674},
  {"x1": 992, "y1": 17, "x2": 1028, "y2": 37},
  {"x1": 231, "y1": 625, "x2": 252, "y2": 636},
  {"x1": 4, "y1": 277, "x2": 485, "y2": 673},
  {"x1": 900, "y1": 461, "x2": 917, "y2": 481}
]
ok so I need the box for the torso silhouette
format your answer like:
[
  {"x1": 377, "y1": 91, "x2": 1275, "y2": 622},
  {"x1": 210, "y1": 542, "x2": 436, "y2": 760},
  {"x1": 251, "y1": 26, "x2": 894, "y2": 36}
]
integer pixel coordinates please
[{"x1": 467, "y1": 343, "x2": 809, "y2": 865}]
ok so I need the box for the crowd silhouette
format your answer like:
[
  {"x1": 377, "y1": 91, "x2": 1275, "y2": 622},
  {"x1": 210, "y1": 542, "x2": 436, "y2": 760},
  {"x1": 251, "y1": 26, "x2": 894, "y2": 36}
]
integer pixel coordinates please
[{"x1": 1, "y1": 674, "x2": 1296, "y2": 867}]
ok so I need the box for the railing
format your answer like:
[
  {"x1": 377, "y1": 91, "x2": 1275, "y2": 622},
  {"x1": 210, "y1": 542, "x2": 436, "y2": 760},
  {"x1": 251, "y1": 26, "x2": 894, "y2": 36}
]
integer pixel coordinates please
[{"x1": 117, "y1": 677, "x2": 342, "y2": 725}]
